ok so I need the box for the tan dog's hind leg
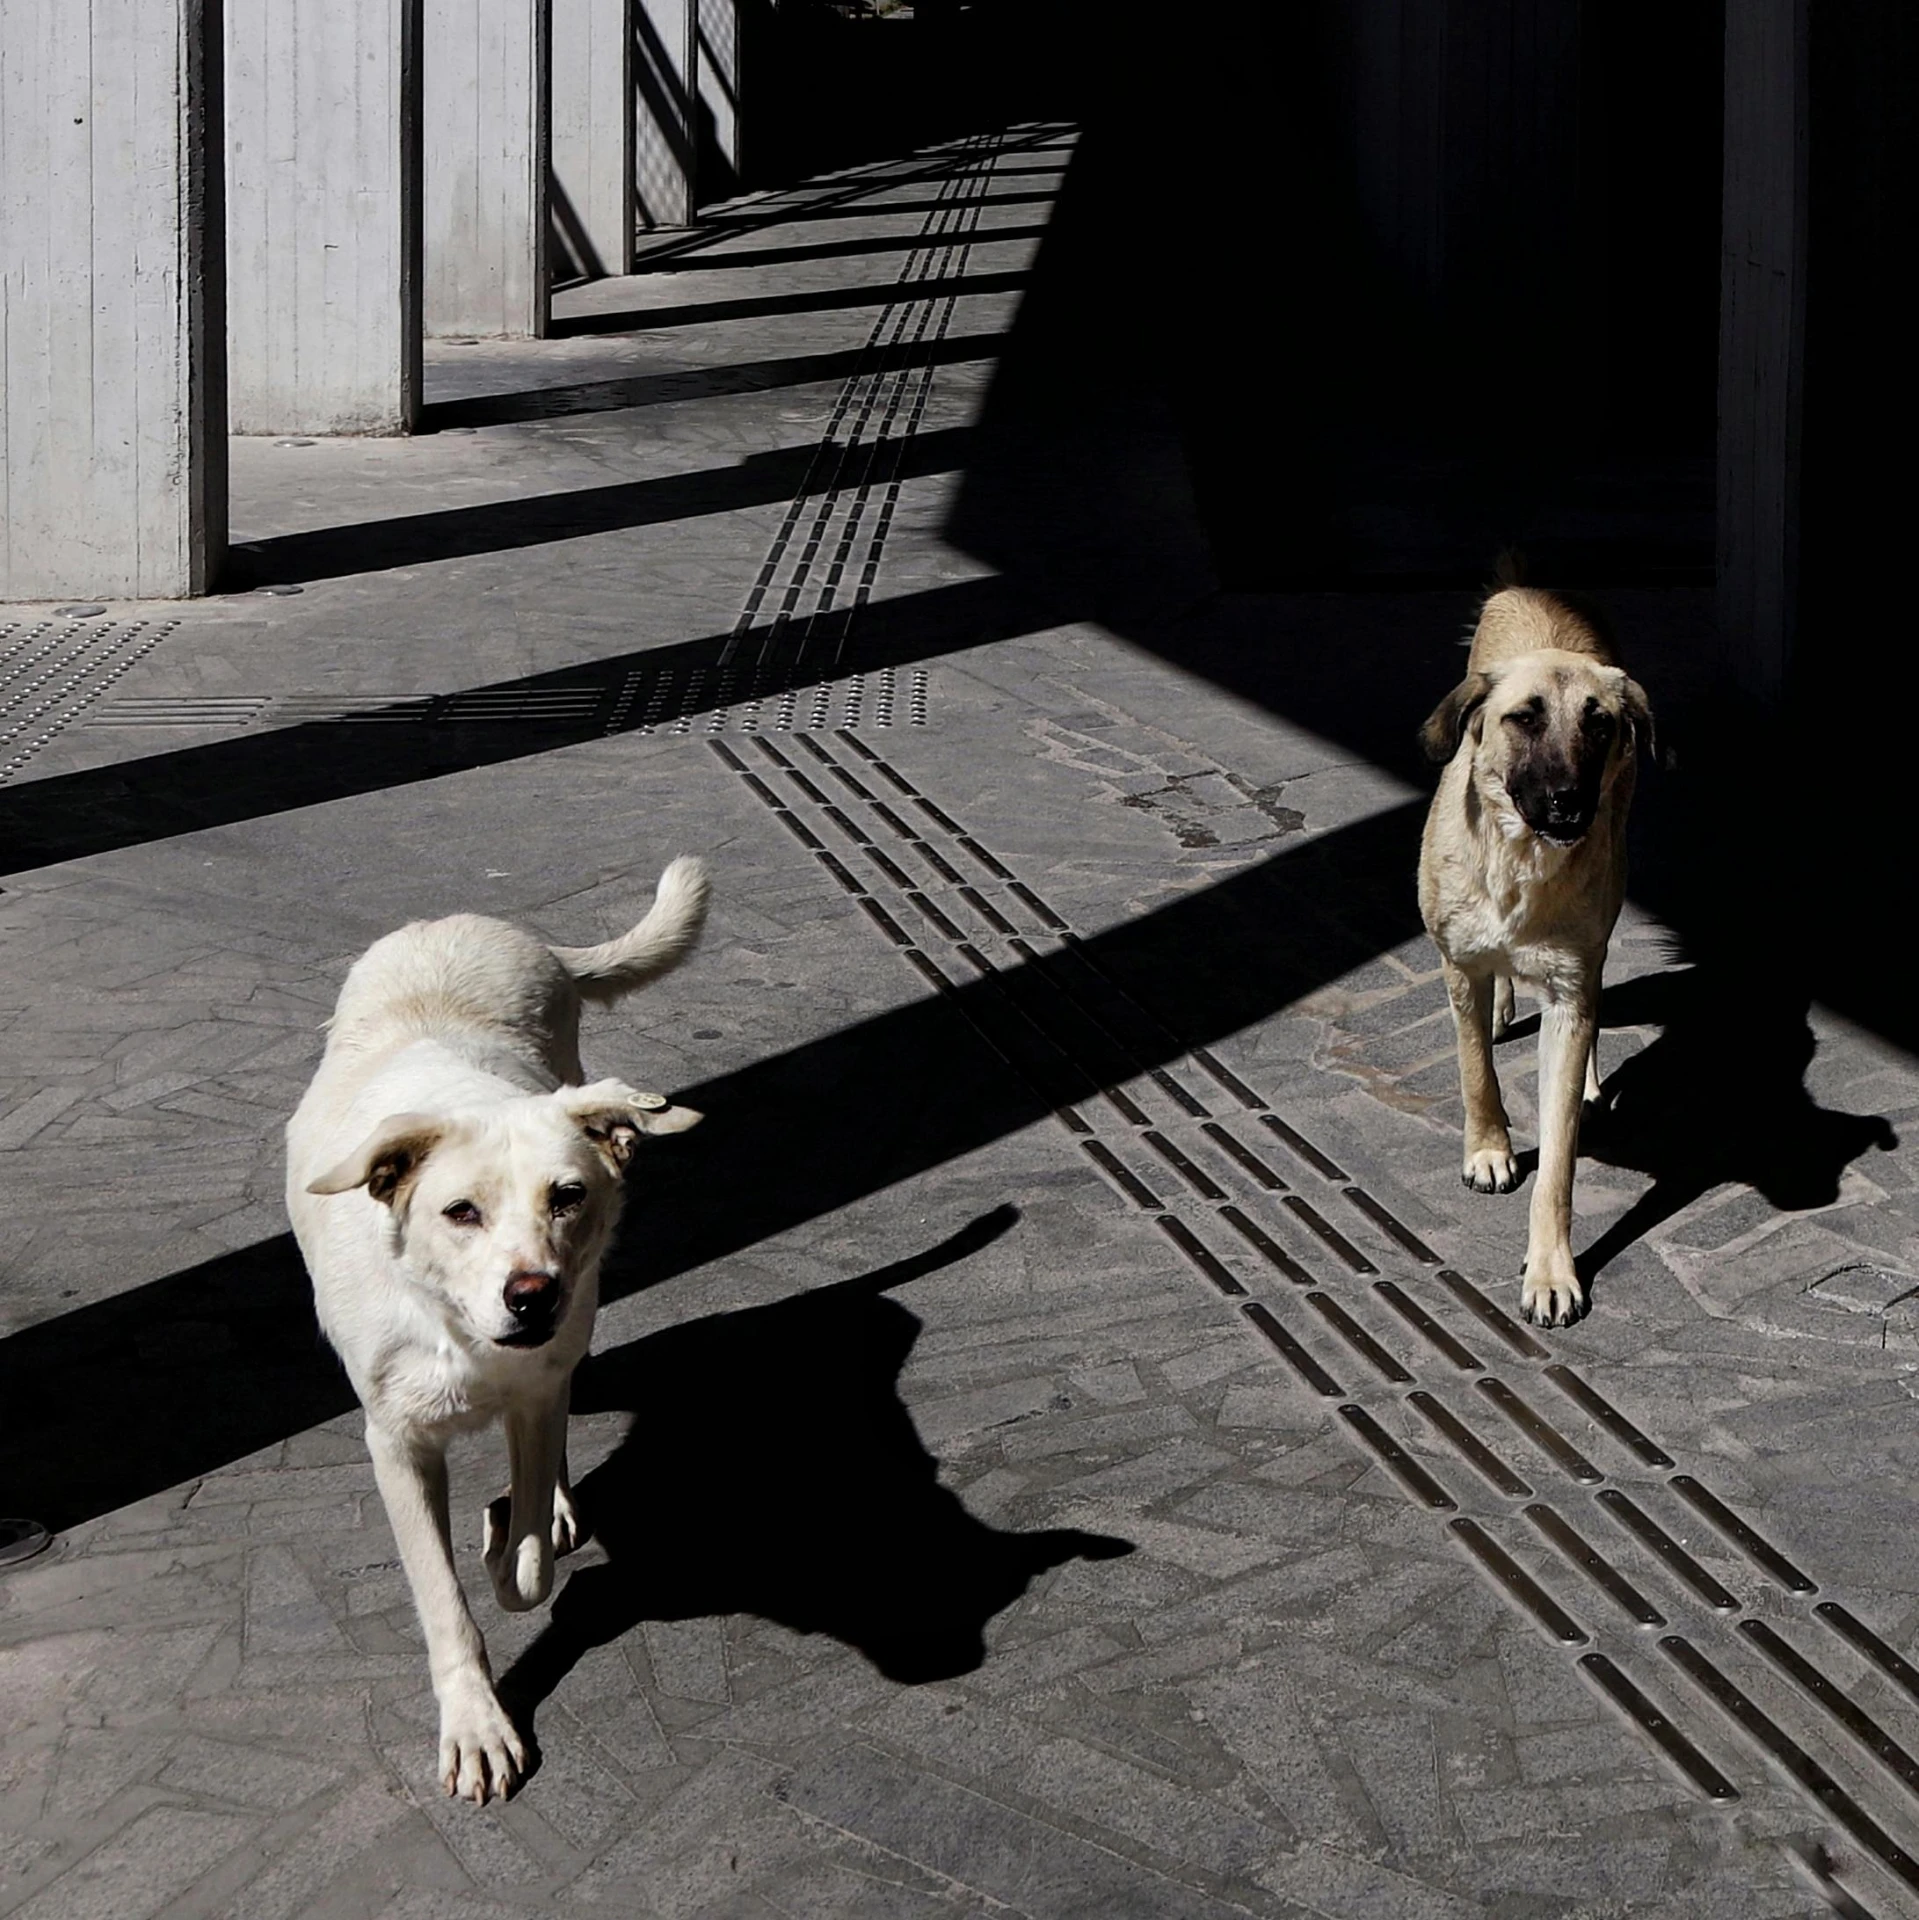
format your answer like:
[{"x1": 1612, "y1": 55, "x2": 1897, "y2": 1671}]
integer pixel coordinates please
[
  {"x1": 1521, "y1": 981, "x2": 1598, "y2": 1326},
  {"x1": 366, "y1": 1421, "x2": 526, "y2": 1803},
  {"x1": 1491, "y1": 973, "x2": 1516, "y2": 1041},
  {"x1": 1444, "y1": 959, "x2": 1519, "y2": 1193}
]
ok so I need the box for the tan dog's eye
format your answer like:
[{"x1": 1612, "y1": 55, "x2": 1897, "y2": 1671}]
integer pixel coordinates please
[
  {"x1": 442, "y1": 1200, "x2": 482, "y2": 1227},
  {"x1": 550, "y1": 1183, "x2": 586, "y2": 1216},
  {"x1": 1503, "y1": 706, "x2": 1544, "y2": 733}
]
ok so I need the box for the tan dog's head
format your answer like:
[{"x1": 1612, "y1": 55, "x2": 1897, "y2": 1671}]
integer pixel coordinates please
[
  {"x1": 1420, "y1": 649, "x2": 1653, "y2": 847},
  {"x1": 307, "y1": 1080, "x2": 700, "y2": 1351}
]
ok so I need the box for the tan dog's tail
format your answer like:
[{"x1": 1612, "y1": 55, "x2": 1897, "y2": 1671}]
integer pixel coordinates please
[{"x1": 551, "y1": 856, "x2": 711, "y2": 1003}]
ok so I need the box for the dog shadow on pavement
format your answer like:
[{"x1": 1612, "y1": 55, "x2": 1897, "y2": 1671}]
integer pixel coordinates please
[
  {"x1": 496, "y1": 1206, "x2": 1131, "y2": 1742},
  {"x1": 1504, "y1": 967, "x2": 1900, "y2": 1288}
]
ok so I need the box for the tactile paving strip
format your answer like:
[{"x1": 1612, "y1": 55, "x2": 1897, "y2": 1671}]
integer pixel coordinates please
[
  {"x1": 708, "y1": 719, "x2": 1917, "y2": 1916},
  {"x1": 0, "y1": 618, "x2": 182, "y2": 781}
]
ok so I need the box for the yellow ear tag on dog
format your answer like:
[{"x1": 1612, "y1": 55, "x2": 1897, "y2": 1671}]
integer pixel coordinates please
[{"x1": 632, "y1": 1091, "x2": 668, "y2": 1111}]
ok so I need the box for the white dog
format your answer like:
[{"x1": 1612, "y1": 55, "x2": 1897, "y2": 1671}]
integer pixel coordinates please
[{"x1": 286, "y1": 858, "x2": 709, "y2": 1803}]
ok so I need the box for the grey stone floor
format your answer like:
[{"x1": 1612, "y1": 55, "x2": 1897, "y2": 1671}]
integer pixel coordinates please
[{"x1": 5, "y1": 124, "x2": 1919, "y2": 1919}]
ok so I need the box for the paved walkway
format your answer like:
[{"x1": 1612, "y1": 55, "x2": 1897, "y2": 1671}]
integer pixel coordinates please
[{"x1": 4, "y1": 118, "x2": 1919, "y2": 1920}]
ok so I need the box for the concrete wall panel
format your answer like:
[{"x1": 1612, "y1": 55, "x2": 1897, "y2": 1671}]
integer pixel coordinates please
[
  {"x1": 552, "y1": 0, "x2": 634, "y2": 280},
  {"x1": 635, "y1": 0, "x2": 696, "y2": 230},
  {"x1": 425, "y1": 0, "x2": 549, "y2": 337},
  {"x1": 226, "y1": 0, "x2": 422, "y2": 433},
  {"x1": 1, "y1": 0, "x2": 225, "y2": 596}
]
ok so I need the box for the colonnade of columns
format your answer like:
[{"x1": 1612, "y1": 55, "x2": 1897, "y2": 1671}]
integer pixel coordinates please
[{"x1": 0, "y1": 0, "x2": 744, "y2": 599}]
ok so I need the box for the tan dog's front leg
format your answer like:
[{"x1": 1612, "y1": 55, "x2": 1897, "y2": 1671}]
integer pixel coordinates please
[
  {"x1": 1521, "y1": 981, "x2": 1597, "y2": 1326},
  {"x1": 365, "y1": 1421, "x2": 525, "y2": 1803},
  {"x1": 483, "y1": 1389, "x2": 570, "y2": 1613},
  {"x1": 1444, "y1": 959, "x2": 1518, "y2": 1193}
]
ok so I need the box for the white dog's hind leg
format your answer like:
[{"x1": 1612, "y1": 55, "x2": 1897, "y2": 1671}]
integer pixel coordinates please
[
  {"x1": 485, "y1": 1434, "x2": 583, "y2": 1568},
  {"x1": 484, "y1": 1392, "x2": 569, "y2": 1613},
  {"x1": 365, "y1": 1421, "x2": 525, "y2": 1803},
  {"x1": 552, "y1": 1447, "x2": 583, "y2": 1555}
]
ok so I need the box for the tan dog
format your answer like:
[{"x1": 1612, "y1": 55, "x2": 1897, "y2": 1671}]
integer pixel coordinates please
[{"x1": 1417, "y1": 583, "x2": 1653, "y2": 1325}]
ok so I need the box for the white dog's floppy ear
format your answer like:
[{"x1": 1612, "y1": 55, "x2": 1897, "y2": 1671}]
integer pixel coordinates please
[
  {"x1": 561, "y1": 1079, "x2": 702, "y2": 1170},
  {"x1": 307, "y1": 1113, "x2": 448, "y2": 1204},
  {"x1": 1419, "y1": 671, "x2": 1494, "y2": 764}
]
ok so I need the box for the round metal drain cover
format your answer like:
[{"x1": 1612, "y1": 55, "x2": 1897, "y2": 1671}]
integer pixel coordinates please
[{"x1": 0, "y1": 1518, "x2": 51, "y2": 1570}]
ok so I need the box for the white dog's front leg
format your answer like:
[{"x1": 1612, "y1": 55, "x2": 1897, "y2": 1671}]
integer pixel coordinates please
[
  {"x1": 365, "y1": 1421, "x2": 525, "y2": 1803},
  {"x1": 1521, "y1": 985, "x2": 1597, "y2": 1327},
  {"x1": 483, "y1": 1390, "x2": 569, "y2": 1613}
]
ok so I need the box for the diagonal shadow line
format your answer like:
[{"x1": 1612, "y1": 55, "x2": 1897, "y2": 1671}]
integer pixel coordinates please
[
  {"x1": 0, "y1": 801, "x2": 1424, "y2": 1534},
  {"x1": 220, "y1": 425, "x2": 974, "y2": 590},
  {"x1": 422, "y1": 330, "x2": 1003, "y2": 431},
  {"x1": 549, "y1": 268, "x2": 1032, "y2": 338},
  {"x1": 547, "y1": 172, "x2": 609, "y2": 288},
  {"x1": 0, "y1": 570, "x2": 1046, "y2": 879},
  {"x1": 640, "y1": 224, "x2": 1052, "y2": 275}
]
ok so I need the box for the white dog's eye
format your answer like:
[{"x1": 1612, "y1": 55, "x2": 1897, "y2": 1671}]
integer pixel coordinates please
[
  {"x1": 550, "y1": 1182, "x2": 587, "y2": 1216},
  {"x1": 442, "y1": 1199, "x2": 482, "y2": 1227}
]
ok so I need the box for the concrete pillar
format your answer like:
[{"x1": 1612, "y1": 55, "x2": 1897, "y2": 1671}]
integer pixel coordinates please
[
  {"x1": 551, "y1": 0, "x2": 633, "y2": 281},
  {"x1": 635, "y1": 0, "x2": 697, "y2": 231},
  {"x1": 1717, "y1": 0, "x2": 1806, "y2": 703},
  {"x1": 0, "y1": 0, "x2": 226, "y2": 598},
  {"x1": 225, "y1": 0, "x2": 422, "y2": 433},
  {"x1": 697, "y1": 0, "x2": 741, "y2": 200},
  {"x1": 425, "y1": 0, "x2": 549, "y2": 338}
]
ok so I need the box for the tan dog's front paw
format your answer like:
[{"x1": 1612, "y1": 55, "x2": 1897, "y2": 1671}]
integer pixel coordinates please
[
  {"x1": 1463, "y1": 1145, "x2": 1520, "y2": 1193},
  {"x1": 1520, "y1": 1251, "x2": 1585, "y2": 1328},
  {"x1": 483, "y1": 1497, "x2": 555, "y2": 1612},
  {"x1": 438, "y1": 1675, "x2": 526, "y2": 1804}
]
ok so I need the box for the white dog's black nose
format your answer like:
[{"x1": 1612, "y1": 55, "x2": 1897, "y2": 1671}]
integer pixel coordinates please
[{"x1": 503, "y1": 1270, "x2": 559, "y2": 1327}]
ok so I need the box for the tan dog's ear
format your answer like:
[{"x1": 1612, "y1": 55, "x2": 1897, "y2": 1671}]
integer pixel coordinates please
[
  {"x1": 307, "y1": 1113, "x2": 448, "y2": 1205},
  {"x1": 1620, "y1": 677, "x2": 1656, "y2": 760},
  {"x1": 561, "y1": 1079, "x2": 702, "y2": 1171},
  {"x1": 1419, "y1": 671, "x2": 1493, "y2": 764}
]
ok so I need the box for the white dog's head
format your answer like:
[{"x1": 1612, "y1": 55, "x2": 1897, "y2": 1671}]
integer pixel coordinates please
[{"x1": 306, "y1": 1079, "x2": 700, "y2": 1351}]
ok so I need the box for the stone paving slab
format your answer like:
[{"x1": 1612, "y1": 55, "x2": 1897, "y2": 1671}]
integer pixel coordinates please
[{"x1": 3, "y1": 117, "x2": 1918, "y2": 1920}]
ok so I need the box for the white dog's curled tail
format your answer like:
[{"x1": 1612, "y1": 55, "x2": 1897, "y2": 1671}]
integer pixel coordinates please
[{"x1": 552, "y1": 856, "x2": 711, "y2": 1002}]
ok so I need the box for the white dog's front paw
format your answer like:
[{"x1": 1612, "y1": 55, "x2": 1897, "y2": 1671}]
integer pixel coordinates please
[
  {"x1": 482, "y1": 1497, "x2": 554, "y2": 1613},
  {"x1": 1463, "y1": 1145, "x2": 1520, "y2": 1194},
  {"x1": 438, "y1": 1675, "x2": 526, "y2": 1804},
  {"x1": 1520, "y1": 1251, "x2": 1586, "y2": 1328}
]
